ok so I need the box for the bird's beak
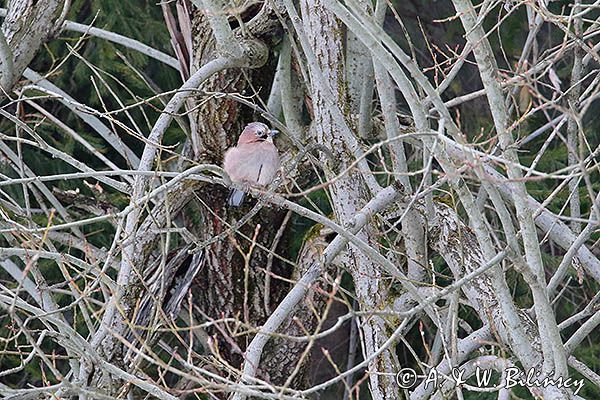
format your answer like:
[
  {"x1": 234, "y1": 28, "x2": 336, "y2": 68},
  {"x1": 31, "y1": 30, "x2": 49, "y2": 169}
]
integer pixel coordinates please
[{"x1": 266, "y1": 130, "x2": 278, "y2": 143}]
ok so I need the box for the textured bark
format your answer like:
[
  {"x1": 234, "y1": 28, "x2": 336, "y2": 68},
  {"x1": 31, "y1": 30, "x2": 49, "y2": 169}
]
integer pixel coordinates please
[
  {"x1": 76, "y1": 3, "x2": 275, "y2": 391},
  {"x1": 428, "y1": 203, "x2": 542, "y2": 353},
  {"x1": 189, "y1": 3, "x2": 282, "y2": 160},
  {"x1": 186, "y1": 0, "x2": 294, "y2": 378},
  {"x1": 74, "y1": 3, "x2": 287, "y2": 393},
  {"x1": 1, "y1": 0, "x2": 66, "y2": 91},
  {"x1": 261, "y1": 233, "x2": 330, "y2": 387},
  {"x1": 424, "y1": 202, "x2": 571, "y2": 398},
  {"x1": 299, "y1": 0, "x2": 399, "y2": 397}
]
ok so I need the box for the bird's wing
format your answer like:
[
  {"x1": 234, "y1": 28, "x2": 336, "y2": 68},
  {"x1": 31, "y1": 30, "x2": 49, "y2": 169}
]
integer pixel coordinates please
[
  {"x1": 224, "y1": 145, "x2": 263, "y2": 184},
  {"x1": 256, "y1": 143, "x2": 280, "y2": 186}
]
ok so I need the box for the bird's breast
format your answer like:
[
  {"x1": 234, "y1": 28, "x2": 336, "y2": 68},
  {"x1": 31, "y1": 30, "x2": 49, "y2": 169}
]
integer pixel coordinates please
[{"x1": 223, "y1": 143, "x2": 280, "y2": 185}]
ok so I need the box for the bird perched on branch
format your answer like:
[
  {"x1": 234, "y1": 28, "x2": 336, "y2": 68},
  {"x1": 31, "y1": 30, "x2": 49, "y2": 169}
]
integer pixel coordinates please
[{"x1": 223, "y1": 122, "x2": 280, "y2": 207}]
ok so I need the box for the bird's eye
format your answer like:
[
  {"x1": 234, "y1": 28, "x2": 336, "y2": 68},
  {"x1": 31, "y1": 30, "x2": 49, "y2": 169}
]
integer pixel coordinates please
[{"x1": 256, "y1": 130, "x2": 266, "y2": 137}]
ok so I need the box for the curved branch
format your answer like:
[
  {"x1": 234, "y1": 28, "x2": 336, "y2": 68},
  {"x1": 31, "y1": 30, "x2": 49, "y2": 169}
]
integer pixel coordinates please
[{"x1": 0, "y1": 8, "x2": 179, "y2": 70}]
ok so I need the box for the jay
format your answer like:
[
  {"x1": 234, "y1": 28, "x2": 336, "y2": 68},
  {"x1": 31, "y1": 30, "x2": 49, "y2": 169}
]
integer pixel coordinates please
[{"x1": 223, "y1": 122, "x2": 281, "y2": 207}]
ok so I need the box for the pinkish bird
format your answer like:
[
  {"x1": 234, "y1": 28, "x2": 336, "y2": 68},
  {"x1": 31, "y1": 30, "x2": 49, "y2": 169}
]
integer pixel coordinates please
[{"x1": 223, "y1": 122, "x2": 281, "y2": 207}]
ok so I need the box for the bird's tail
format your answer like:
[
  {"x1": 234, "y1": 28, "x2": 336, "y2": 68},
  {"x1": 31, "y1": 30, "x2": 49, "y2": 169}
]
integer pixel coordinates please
[{"x1": 228, "y1": 189, "x2": 246, "y2": 207}]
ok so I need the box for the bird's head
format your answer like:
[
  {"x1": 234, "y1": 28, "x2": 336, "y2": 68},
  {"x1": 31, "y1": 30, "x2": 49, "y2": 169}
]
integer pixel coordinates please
[{"x1": 237, "y1": 122, "x2": 279, "y2": 144}]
